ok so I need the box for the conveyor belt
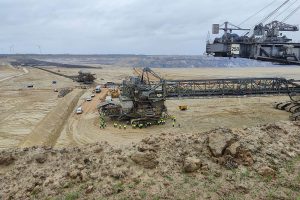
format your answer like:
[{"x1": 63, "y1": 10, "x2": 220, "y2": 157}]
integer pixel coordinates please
[{"x1": 164, "y1": 77, "x2": 300, "y2": 98}]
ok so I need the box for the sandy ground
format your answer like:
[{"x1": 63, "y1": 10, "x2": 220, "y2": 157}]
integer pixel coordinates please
[
  {"x1": 0, "y1": 64, "x2": 76, "y2": 149},
  {"x1": 0, "y1": 66, "x2": 28, "y2": 82},
  {"x1": 1, "y1": 61, "x2": 300, "y2": 149},
  {"x1": 55, "y1": 94, "x2": 291, "y2": 148},
  {"x1": 54, "y1": 65, "x2": 300, "y2": 148}
]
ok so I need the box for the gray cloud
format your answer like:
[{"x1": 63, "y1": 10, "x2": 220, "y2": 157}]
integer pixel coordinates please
[{"x1": 0, "y1": 0, "x2": 299, "y2": 54}]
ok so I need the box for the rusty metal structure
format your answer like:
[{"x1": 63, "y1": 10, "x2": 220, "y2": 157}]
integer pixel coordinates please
[{"x1": 99, "y1": 68, "x2": 300, "y2": 123}]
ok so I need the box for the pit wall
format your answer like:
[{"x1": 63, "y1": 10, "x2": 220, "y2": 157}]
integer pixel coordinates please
[{"x1": 19, "y1": 89, "x2": 85, "y2": 147}]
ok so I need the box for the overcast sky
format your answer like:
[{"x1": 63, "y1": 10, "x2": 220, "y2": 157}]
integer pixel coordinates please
[{"x1": 0, "y1": 0, "x2": 299, "y2": 55}]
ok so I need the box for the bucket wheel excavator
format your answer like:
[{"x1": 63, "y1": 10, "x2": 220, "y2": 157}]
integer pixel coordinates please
[
  {"x1": 99, "y1": 67, "x2": 300, "y2": 124},
  {"x1": 98, "y1": 67, "x2": 167, "y2": 125}
]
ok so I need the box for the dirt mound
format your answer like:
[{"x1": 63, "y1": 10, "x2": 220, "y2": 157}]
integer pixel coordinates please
[
  {"x1": 1, "y1": 121, "x2": 300, "y2": 199},
  {"x1": 19, "y1": 89, "x2": 84, "y2": 148}
]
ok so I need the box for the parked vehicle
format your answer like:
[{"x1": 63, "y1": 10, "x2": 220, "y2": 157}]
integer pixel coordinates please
[
  {"x1": 86, "y1": 96, "x2": 92, "y2": 101},
  {"x1": 95, "y1": 85, "x2": 101, "y2": 93},
  {"x1": 76, "y1": 107, "x2": 83, "y2": 114}
]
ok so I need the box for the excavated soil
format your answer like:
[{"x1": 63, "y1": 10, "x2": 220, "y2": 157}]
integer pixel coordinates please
[
  {"x1": 1, "y1": 61, "x2": 300, "y2": 199},
  {"x1": 1, "y1": 121, "x2": 300, "y2": 200}
]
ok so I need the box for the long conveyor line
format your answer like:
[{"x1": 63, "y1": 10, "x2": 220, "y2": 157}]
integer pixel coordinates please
[{"x1": 164, "y1": 77, "x2": 300, "y2": 98}]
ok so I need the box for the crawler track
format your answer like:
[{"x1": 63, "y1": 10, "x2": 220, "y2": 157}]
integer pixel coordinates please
[{"x1": 274, "y1": 101, "x2": 300, "y2": 120}]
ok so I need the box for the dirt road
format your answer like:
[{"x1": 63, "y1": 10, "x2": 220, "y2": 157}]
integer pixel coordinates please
[
  {"x1": 0, "y1": 67, "x2": 28, "y2": 82},
  {"x1": 55, "y1": 89, "x2": 110, "y2": 146},
  {"x1": 81, "y1": 89, "x2": 109, "y2": 114}
]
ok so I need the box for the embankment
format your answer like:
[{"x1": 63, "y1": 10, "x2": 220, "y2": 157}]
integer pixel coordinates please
[{"x1": 19, "y1": 89, "x2": 84, "y2": 147}]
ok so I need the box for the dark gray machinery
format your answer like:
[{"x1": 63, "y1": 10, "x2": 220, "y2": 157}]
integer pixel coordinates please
[
  {"x1": 99, "y1": 68, "x2": 167, "y2": 124},
  {"x1": 275, "y1": 92, "x2": 300, "y2": 120},
  {"x1": 206, "y1": 0, "x2": 300, "y2": 65},
  {"x1": 74, "y1": 70, "x2": 96, "y2": 84},
  {"x1": 31, "y1": 67, "x2": 96, "y2": 84},
  {"x1": 11, "y1": 59, "x2": 96, "y2": 84},
  {"x1": 165, "y1": 77, "x2": 300, "y2": 97},
  {"x1": 99, "y1": 68, "x2": 300, "y2": 123}
]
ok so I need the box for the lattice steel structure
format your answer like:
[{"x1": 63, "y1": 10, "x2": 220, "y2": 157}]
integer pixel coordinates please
[
  {"x1": 99, "y1": 67, "x2": 300, "y2": 123},
  {"x1": 164, "y1": 78, "x2": 300, "y2": 98},
  {"x1": 206, "y1": 2, "x2": 300, "y2": 65}
]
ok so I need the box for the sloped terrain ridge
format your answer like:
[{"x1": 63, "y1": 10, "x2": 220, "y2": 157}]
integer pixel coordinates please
[
  {"x1": 9, "y1": 54, "x2": 275, "y2": 68},
  {"x1": 1, "y1": 121, "x2": 300, "y2": 200}
]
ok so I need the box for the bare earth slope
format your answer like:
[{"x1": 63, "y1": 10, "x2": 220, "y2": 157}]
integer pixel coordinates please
[
  {"x1": 20, "y1": 89, "x2": 84, "y2": 148},
  {"x1": 1, "y1": 121, "x2": 300, "y2": 200}
]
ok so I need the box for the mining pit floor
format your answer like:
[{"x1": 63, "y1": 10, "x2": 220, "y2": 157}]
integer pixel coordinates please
[{"x1": 1, "y1": 62, "x2": 300, "y2": 149}]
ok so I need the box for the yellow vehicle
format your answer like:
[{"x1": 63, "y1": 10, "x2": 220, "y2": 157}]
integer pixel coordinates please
[
  {"x1": 179, "y1": 105, "x2": 188, "y2": 111},
  {"x1": 110, "y1": 89, "x2": 120, "y2": 98}
]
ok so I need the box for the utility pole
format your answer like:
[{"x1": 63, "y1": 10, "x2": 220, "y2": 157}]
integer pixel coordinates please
[{"x1": 10, "y1": 45, "x2": 14, "y2": 54}]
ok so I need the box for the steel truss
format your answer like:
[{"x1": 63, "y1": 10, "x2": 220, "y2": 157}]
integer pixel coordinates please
[{"x1": 164, "y1": 78, "x2": 300, "y2": 98}]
